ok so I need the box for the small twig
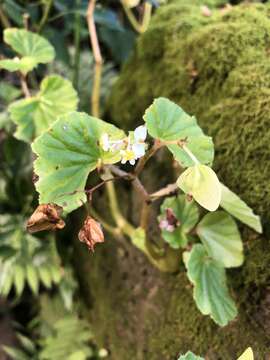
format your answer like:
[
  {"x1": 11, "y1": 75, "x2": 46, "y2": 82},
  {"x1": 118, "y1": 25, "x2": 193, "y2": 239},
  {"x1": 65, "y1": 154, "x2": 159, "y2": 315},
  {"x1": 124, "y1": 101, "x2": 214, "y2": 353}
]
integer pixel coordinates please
[
  {"x1": 149, "y1": 183, "x2": 178, "y2": 201},
  {"x1": 38, "y1": 0, "x2": 53, "y2": 33},
  {"x1": 0, "y1": 5, "x2": 11, "y2": 28},
  {"x1": 109, "y1": 165, "x2": 149, "y2": 201},
  {"x1": 87, "y1": 0, "x2": 103, "y2": 117},
  {"x1": 19, "y1": 74, "x2": 31, "y2": 98}
]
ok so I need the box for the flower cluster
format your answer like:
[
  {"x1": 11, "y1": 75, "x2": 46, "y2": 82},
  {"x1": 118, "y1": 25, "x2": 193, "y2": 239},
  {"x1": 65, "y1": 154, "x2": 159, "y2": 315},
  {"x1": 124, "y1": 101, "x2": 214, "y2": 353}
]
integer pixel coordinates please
[{"x1": 100, "y1": 125, "x2": 147, "y2": 165}]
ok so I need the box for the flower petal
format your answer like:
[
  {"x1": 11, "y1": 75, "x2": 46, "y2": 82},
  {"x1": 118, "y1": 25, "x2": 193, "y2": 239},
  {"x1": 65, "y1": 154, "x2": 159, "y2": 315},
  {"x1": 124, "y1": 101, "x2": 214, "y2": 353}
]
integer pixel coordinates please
[
  {"x1": 100, "y1": 133, "x2": 110, "y2": 151},
  {"x1": 134, "y1": 125, "x2": 147, "y2": 142},
  {"x1": 132, "y1": 143, "x2": 145, "y2": 159}
]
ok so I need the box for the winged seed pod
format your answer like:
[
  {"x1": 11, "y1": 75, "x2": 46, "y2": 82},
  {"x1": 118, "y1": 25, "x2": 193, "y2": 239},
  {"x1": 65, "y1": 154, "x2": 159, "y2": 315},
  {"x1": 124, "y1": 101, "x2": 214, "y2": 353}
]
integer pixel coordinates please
[
  {"x1": 27, "y1": 203, "x2": 65, "y2": 233},
  {"x1": 78, "y1": 216, "x2": 104, "y2": 252}
]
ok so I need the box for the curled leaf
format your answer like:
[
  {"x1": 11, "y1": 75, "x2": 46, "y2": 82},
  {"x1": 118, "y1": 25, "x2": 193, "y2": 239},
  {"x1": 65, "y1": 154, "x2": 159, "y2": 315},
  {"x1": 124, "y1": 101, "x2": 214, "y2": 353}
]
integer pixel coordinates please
[
  {"x1": 27, "y1": 204, "x2": 65, "y2": 233},
  {"x1": 177, "y1": 164, "x2": 221, "y2": 212},
  {"x1": 78, "y1": 216, "x2": 104, "y2": 252}
]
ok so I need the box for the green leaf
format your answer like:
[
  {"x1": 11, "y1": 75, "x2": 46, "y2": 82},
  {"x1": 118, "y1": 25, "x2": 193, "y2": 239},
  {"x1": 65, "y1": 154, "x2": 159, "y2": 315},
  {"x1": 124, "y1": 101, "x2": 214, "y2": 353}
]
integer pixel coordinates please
[
  {"x1": 159, "y1": 195, "x2": 199, "y2": 249},
  {"x1": 26, "y1": 264, "x2": 39, "y2": 295},
  {"x1": 178, "y1": 351, "x2": 204, "y2": 360},
  {"x1": 143, "y1": 98, "x2": 214, "y2": 167},
  {"x1": 16, "y1": 333, "x2": 36, "y2": 354},
  {"x1": 197, "y1": 211, "x2": 243, "y2": 268},
  {"x1": 220, "y1": 184, "x2": 262, "y2": 233},
  {"x1": 185, "y1": 244, "x2": 237, "y2": 326},
  {"x1": 14, "y1": 264, "x2": 26, "y2": 297},
  {"x1": 0, "y1": 28, "x2": 55, "y2": 74},
  {"x1": 238, "y1": 348, "x2": 254, "y2": 360},
  {"x1": 0, "y1": 262, "x2": 14, "y2": 296},
  {"x1": 39, "y1": 266, "x2": 52, "y2": 289},
  {"x1": 32, "y1": 112, "x2": 125, "y2": 214},
  {"x1": 177, "y1": 164, "x2": 221, "y2": 212},
  {"x1": 9, "y1": 75, "x2": 78, "y2": 142},
  {"x1": 0, "y1": 82, "x2": 21, "y2": 103},
  {"x1": 2, "y1": 346, "x2": 30, "y2": 360},
  {"x1": 50, "y1": 265, "x2": 62, "y2": 284}
]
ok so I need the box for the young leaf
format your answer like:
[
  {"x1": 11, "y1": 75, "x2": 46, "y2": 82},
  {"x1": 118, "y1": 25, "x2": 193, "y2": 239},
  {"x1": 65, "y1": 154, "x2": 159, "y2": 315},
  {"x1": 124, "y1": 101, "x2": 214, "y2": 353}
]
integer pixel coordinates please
[
  {"x1": 178, "y1": 351, "x2": 204, "y2": 360},
  {"x1": 197, "y1": 211, "x2": 243, "y2": 268},
  {"x1": 237, "y1": 348, "x2": 254, "y2": 360},
  {"x1": 177, "y1": 164, "x2": 221, "y2": 212},
  {"x1": 221, "y1": 184, "x2": 262, "y2": 233},
  {"x1": 185, "y1": 244, "x2": 237, "y2": 326},
  {"x1": 0, "y1": 28, "x2": 55, "y2": 74},
  {"x1": 39, "y1": 266, "x2": 52, "y2": 289},
  {"x1": 14, "y1": 264, "x2": 26, "y2": 297},
  {"x1": 159, "y1": 195, "x2": 199, "y2": 249},
  {"x1": 26, "y1": 264, "x2": 39, "y2": 295},
  {"x1": 9, "y1": 75, "x2": 78, "y2": 142},
  {"x1": 143, "y1": 97, "x2": 214, "y2": 167},
  {"x1": 32, "y1": 112, "x2": 125, "y2": 214}
]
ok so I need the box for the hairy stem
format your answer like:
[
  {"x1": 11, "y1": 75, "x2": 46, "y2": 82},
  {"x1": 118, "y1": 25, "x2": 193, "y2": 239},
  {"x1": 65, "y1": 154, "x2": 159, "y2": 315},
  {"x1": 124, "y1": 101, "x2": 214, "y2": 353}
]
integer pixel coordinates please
[
  {"x1": 92, "y1": 63, "x2": 102, "y2": 117},
  {"x1": 87, "y1": 0, "x2": 103, "y2": 117},
  {"x1": 20, "y1": 74, "x2": 31, "y2": 98}
]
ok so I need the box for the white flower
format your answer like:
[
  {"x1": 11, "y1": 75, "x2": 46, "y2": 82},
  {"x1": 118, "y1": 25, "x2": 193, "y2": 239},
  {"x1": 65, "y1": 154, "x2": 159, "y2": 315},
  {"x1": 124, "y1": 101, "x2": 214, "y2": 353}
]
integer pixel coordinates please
[
  {"x1": 120, "y1": 149, "x2": 136, "y2": 165},
  {"x1": 134, "y1": 125, "x2": 147, "y2": 142},
  {"x1": 100, "y1": 133, "x2": 110, "y2": 152},
  {"x1": 131, "y1": 125, "x2": 147, "y2": 160},
  {"x1": 100, "y1": 125, "x2": 147, "y2": 166}
]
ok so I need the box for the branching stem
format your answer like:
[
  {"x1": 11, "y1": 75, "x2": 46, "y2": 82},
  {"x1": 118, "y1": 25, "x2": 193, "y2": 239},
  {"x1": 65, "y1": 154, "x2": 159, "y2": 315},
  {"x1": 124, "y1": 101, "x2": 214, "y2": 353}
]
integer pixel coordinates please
[
  {"x1": 105, "y1": 181, "x2": 135, "y2": 237},
  {"x1": 121, "y1": 1, "x2": 152, "y2": 33}
]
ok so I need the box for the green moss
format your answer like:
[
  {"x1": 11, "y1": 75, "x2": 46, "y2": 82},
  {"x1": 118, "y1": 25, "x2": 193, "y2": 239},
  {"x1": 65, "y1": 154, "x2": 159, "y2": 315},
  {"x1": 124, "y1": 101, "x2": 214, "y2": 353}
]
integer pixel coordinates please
[{"x1": 74, "y1": 2, "x2": 270, "y2": 359}]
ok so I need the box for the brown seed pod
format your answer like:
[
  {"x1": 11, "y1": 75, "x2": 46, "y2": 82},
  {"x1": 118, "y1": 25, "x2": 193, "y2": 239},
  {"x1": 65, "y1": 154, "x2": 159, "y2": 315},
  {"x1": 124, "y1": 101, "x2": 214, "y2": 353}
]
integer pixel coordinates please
[
  {"x1": 27, "y1": 203, "x2": 65, "y2": 233},
  {"x1": 78, "y1": 216, "x2": 104, "y2": 252}
]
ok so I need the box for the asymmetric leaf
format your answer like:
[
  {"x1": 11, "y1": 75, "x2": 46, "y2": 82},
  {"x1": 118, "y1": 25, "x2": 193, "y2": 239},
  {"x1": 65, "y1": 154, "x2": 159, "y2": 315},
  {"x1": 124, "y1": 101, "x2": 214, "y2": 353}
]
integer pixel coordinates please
[
  {"x1": 143, "y1": 98, "x2": 214, "y2": 167},
  {"x1": 178, "y1": 351, "x2": 204, "y2": 360},
  {"x1": 177, "y1": 164, "x2": 221, "y2": 211},
  {"x1": 185, "y1": 244, "x2": 237, "y2": 326},
  {"x1": 221, "y1": 184, "x2": 262, "y2": 233},
  {"x1": 159, "y1": 195, "x2": 199, "y2": 248},
  {"x1": 32, "y1": 112, "x2": 125, "y2": 214},
  {"x1": 9, "y1": 75, "x2": 78, "y2": 142},
  {"x1": 237, "y1": 348, "x2": 254, "y2": 360},
  {"x1": 0, "y1": 28, "x2": 55, "y2": 74},
  {"x1": 197, "y1": 211, "x2": 243, "y2": 268}
]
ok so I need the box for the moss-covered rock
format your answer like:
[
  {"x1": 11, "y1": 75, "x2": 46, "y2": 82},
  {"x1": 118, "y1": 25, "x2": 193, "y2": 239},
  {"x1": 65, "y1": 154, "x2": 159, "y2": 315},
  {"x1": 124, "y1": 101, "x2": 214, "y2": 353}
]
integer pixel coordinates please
[{"x1": 75, "y1": 2, "x2": 270, "y2": 359}]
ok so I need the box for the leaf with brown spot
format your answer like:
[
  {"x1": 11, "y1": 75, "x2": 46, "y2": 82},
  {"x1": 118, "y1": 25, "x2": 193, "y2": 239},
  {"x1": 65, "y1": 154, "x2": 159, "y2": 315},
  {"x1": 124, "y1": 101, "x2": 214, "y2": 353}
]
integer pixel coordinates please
[
  {"x1": 27, "y1": 203, "x2": 65, "y2": 233},
  {"x1": 78, "y1": 216, "x2": 104, "y2": 252}
]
